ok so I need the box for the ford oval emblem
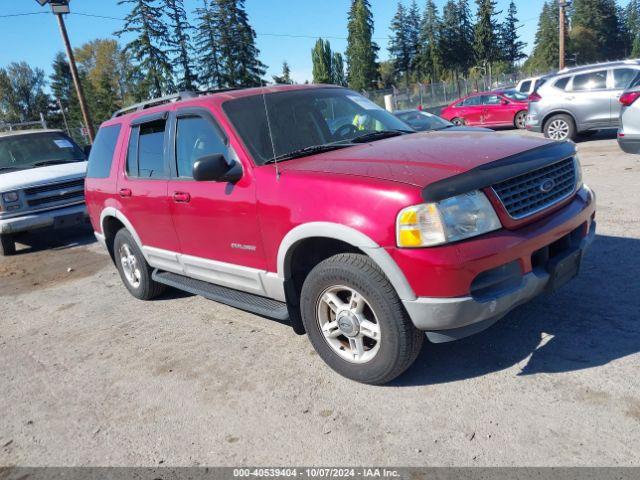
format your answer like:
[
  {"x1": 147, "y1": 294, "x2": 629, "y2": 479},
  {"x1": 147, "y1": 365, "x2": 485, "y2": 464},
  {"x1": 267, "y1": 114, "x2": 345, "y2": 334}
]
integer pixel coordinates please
[{"x1": 539, "y1": 178, "x2": 555, "y2": 193}]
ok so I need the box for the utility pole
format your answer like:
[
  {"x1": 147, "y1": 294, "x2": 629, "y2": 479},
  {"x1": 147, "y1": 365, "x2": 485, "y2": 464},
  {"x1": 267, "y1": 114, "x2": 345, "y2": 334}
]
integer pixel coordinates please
[
  {"x1": 36, "y1": 1, "x2": 95, "y2": 143},
  {"x1": 558, "y1": 0, "x2": 571, "y2": 70}
]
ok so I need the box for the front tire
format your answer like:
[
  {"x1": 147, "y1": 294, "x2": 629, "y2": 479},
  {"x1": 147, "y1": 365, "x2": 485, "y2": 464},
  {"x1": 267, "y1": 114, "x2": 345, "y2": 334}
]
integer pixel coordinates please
[
  {"x1": 300, "y1": 253, "x2": 423, "y2": 385},
  {"x1": 0, "y1": 234, "x2": 16, "y2": 256},
  {"x1": 514, "y1": 110, "x2": 527, "y2": 129},
  {"x1": 544, "y1": 114, "x2": 576, "y2": 141},
  {"x1": 113, "y1": 229, "x2": 165, "y2": 300}
]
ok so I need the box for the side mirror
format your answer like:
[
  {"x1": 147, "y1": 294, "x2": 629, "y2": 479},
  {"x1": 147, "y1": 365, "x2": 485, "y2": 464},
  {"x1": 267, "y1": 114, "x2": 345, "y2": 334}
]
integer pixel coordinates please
[
  {"x1": 501, "y1": 98, "x2": 509, "y2": 105},
  {"x1": 83, "y1": 145, "x2": 92, "y2": 157},
  {"x1": 192, "y1": 154, "x2": 242, "y2": 183}
]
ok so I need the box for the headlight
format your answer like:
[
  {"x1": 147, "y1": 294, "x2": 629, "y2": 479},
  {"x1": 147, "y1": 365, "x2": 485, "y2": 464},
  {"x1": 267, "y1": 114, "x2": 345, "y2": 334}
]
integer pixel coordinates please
[
  {"x1": 396, "y1": 190, "x2": 501, "y2": 247},
  {"x1": 574, "y1": 155, "x2": 583, "y2": 189},
  {"x1": 2, "y1": 192, "x2": 19, "y2": 203}
]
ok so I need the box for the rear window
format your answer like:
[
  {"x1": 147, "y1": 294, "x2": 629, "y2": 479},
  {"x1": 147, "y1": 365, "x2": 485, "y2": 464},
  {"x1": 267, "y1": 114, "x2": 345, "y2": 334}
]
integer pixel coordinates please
[{"x1": 87, "y1": 125, "x2": 121, "y2": 178}]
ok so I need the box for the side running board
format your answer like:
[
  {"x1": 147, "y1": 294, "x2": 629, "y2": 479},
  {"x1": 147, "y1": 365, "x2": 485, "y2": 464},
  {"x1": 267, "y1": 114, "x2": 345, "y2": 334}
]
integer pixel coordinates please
[{"x1": 152, "y1": 270, "x2": 290, "y2": 321}]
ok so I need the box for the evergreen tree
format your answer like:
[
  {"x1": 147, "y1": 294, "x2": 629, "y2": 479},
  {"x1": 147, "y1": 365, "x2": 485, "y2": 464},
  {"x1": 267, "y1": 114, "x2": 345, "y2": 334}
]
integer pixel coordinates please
[
  {"x1": 346, "y1": 0, "x2": 379, "y2": 91},
  {"x1": 214, "y1": 0, "x2": 266, "y2": 87},
  {"x1": 500, "y1": 1, "x2": 526, "y2": 70},
  {"x1": 406, "y1": 0, "x2": 422, "y2": 73},
  {"x1": 312, "y1": 39, "x2": 333, "y2": 84},
  {"x1": 273, "y1": 61, "x2": 293, "y2": 84},
  {"x1": 165, "y1": 0, "x2": 198, "y2": 91},
  {"x1": 524, "y1": 1, "x2": 560, "y2": 72},
  {"x1": 625, "y1": 0, "x2": 640, "y2": 55},
  {"x1": 473, "y1": 0, "x2": 501, "y2": 68},
  {"x1": 439, "y1": 0, "x2": 474, "y2": 78},
  {"x1": 571, "y1": 0, "x2": 624, "y2": 62},
  {"x1": 194, "y1": 0, "x2": 223, "y2": 89},
  {"x1": 389, "y1": 2, "x2": 412, "y2": 85},
  {"x1": 417, "y1": 0, "x2": 441, "y2": 82},
  {"x1": 332, "y1": 52, "x2": 346, "y2": 86},
  {"x1": 116, "y1": 0, "x2": 174, "y2": 97},
  {"x1": 50, "y1": 53, "x2": 75, "y2": 110}
]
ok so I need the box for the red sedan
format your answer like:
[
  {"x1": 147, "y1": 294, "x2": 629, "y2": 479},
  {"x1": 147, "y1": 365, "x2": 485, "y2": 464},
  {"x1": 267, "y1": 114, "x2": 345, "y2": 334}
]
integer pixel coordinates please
[{"x1": 441, "y1": 89, "x2": 528, "y2": 129}]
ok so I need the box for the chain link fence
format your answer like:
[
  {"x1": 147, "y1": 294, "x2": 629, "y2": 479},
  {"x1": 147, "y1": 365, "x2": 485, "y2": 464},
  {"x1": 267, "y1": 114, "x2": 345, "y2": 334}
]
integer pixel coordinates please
[{"x1": 364, "y1": 72, "x2": 532, "y2": 113}]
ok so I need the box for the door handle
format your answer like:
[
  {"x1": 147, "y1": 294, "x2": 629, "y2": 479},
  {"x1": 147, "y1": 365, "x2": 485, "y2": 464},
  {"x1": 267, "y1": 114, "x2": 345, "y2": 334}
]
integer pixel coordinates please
[
  {"x1": 173, "y1": 192, "x2": 191, "y2": 203},
  {"x1": 119, "y1": 188, "x2": 132, "y2": 198},
  {"x1": 565, "y1": 96, "x2": 575, "y2": 101}
]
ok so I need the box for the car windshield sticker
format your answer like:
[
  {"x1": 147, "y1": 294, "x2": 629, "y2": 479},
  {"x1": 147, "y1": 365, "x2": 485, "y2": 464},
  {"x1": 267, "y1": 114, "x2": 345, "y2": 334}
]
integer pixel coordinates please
[
  {"x1": 54, "y1": 139, "x2": 74, "y2": 149},
  {"x1": 347, "y1": 95, "x2": 383, "y2": 111}
]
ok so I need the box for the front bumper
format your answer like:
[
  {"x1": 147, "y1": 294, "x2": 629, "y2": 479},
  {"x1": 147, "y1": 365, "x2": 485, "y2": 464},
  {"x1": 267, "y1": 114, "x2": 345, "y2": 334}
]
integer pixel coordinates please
[
  {"x1": 401, "y1": 186, "x2": 596, "y2": 342},
  {"x1": 0, "y1": 203, "x2": 88, "y2": 235}
]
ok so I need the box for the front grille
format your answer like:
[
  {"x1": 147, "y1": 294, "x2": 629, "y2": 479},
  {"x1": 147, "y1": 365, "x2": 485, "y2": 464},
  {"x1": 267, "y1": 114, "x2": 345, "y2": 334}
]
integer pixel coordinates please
[
  {"x1": 492, "y1": 157, "x2": 576, "y2": 219},
  {"x1": 24, "y1": 178, "x2": 85, "y2": 209}
]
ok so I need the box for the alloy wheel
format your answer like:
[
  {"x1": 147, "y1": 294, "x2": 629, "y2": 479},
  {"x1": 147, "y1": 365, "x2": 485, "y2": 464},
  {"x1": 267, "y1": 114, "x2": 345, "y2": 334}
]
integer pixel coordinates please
[
  {"x1": 316, "y1": 285, "x2": 381, "y2": 364},
  {"x1": 547, "y1": 119, "x2": 570, "y2": 140},
  {"x1": 119, "y1": 243, "x2": 141, "y2": 288},
  {"x1": 515, "y1": 112, "x2": 527, "y2": 129}
]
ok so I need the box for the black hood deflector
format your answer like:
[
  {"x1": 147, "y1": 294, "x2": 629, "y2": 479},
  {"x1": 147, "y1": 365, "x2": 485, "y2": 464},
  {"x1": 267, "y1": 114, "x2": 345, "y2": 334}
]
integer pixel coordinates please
[{"x1": 421, "y1": 140, "x2": 577, "y2": 203}]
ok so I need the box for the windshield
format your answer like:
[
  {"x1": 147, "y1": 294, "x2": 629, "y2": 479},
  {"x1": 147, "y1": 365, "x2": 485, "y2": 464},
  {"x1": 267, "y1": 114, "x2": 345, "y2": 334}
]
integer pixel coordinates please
[
  {"x1": 0, "y1": 132, "x2": 85, "y2": 172},
  {"x1": 396, "y1": 111, "x2": 452, "y2": 131},
  {"x1": 222, "y1": 88, "x2": 414, "y2": 165},
  {"x1": 501, "y1": 90, "x2": 529, "y2": 101}
]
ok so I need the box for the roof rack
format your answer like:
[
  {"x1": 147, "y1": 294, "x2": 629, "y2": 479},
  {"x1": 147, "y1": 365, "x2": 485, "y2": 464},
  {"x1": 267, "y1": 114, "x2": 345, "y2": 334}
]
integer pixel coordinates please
[{"x1": 111, "y1": 88, "x2": 244, "y2": 118}]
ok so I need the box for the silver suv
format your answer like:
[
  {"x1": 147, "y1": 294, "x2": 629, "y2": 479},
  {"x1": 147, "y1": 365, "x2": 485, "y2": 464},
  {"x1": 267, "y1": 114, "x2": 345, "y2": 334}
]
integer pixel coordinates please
[{"x1": 526, "y1": 60, "x2": 640, "y2": 141}]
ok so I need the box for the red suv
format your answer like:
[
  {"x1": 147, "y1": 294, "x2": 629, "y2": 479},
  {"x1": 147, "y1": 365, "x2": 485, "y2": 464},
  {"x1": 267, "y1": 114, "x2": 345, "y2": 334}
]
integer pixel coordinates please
[
  {"x1": 441, "y1": 89, "x2": 529, "y2": 129},
  {"x1": 85, "y1": 85, "x2": 596, "y2": 384}
]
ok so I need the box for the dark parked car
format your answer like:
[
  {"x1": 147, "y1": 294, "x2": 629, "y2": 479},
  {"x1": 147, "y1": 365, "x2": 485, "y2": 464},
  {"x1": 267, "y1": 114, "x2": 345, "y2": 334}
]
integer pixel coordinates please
[{"x1": 393, "y1": 109, "x2": 491, "y2": 132}]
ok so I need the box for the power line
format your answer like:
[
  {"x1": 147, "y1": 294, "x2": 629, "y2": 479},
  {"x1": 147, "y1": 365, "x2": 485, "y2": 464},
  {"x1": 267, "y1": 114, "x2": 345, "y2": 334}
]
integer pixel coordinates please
[{"x1": 0, "y1": 12, "x2": 47, "y2": 18}]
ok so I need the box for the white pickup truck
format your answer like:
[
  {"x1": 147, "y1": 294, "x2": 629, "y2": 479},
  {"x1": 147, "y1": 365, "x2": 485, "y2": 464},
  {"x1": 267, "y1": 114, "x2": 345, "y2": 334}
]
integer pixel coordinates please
[{"x1": 0, "y1": 129, "x2": 88, "y2": 256}]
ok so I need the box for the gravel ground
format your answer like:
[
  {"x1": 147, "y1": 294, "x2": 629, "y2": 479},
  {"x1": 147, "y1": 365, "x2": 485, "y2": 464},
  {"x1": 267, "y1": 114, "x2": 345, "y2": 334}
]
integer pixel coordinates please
[{"x1": 1, "y1": 130, "x2": 639, "y2": 467}]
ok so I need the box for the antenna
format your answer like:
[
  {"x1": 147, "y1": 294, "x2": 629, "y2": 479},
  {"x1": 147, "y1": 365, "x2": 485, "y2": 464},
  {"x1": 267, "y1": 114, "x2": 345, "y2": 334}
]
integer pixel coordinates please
[{"x1": 261, "y1": 90, "x2": 280, "y2": 181}]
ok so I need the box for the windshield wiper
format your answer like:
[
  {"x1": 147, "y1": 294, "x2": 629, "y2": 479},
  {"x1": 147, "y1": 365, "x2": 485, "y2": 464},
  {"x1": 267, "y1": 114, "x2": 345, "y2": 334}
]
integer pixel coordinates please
[
  {"x1": 349, "y1": 129, "x2": 413, "y2": 144},
  {"x1": 32, "y1": 159, "x2": 75, "y2": 167},
  {"x1": 264, "y1": 144, "x2": 352, "y2": 164}
]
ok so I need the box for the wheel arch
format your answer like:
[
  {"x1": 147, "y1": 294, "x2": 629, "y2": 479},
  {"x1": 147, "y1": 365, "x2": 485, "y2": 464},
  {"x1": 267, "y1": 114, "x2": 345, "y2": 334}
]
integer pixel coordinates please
[
  {"x1": 277, "y1": 222, "x2": 416, "y2": 302},
  {"x1": 99, "y1": 207, "x2": 146, "y2": 262},
  {"x1": 541, "y1": 109, "x2": 576, "y2": 131}
]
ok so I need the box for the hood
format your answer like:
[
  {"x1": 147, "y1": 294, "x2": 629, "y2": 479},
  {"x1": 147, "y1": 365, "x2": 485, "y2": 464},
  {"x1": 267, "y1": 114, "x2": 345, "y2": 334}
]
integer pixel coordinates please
[
  {"x1": 280, "y1": 131, "x2": 554, "y2": 188},
  {"x1": 0, "y1": 161, "x2": 87, "y2": 192}
]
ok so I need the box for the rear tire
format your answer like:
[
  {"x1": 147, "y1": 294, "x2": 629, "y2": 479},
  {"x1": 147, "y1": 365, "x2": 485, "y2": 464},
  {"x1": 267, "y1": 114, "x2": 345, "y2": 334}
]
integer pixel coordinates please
[
  {"x1": 451, "y1": 117, "x2": 465, "y2": 126},
  {"x1": 544, "y1": 114, "x2": 576, "y2": 141},
  {"x1": 514, "y1": 110, "x2": 527, "y2": 129},
  {"x1": 300, "y1": 253, "x2": 423, "y2": 385},
  {"x1": 113, "y1": 229, "x2": 165, "y2": 300},
  {"x1": 0, "y1": 234, "x2": 16, "y2": 256}
]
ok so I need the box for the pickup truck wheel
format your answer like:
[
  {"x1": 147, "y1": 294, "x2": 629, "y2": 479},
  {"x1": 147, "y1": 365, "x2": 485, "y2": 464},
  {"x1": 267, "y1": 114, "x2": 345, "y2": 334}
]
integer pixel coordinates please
[
  {"x1": 113, "y1": 229, "x2": 165, "y2": 300},
  {"x1": 0, "y1": 234, "x2": 16, "y2": 256},
  {"x1": 300, "y1": 253, "x2": 423, "y2": 385}
]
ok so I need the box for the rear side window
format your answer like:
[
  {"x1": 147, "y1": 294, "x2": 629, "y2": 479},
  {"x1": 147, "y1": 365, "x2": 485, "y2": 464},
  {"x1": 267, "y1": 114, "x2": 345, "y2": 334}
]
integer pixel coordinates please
[
  {"x1": 519, "y1": 80, "x2": 531, "y2": 92},
  {"x1": 572, "y1": 70, "x2": 607, "y2": 91},
  {"x1": 175, "y1": 116, "x2": 228, "y2": 178},
  {"x1": 87, "y1": 125, "x2": 121, "y2": 179},
  {"x1": 554, "y1": 77, "x2": 570, "y2": 90},
  {"x1": 126, "y1": 119, "x2": 168, "y2": 179},
  {"x1": 463, "y1": 96, "x2": 481, "y2": 106},
  {"x1": 613, "y1": 68, "x2": 638, "y2": 89}
]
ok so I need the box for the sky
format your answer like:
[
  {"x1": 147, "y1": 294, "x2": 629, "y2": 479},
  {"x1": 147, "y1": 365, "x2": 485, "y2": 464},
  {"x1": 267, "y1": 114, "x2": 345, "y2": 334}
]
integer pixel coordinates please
[{"x1": 0, "y1": 0, "x2": 631, "y2": 85}]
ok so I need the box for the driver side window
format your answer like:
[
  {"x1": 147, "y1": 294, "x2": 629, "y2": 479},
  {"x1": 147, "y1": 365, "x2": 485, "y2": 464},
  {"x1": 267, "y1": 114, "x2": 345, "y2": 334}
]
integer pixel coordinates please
[{"x1": 175, "y1": 116, "x2": 227, "y2": 178}]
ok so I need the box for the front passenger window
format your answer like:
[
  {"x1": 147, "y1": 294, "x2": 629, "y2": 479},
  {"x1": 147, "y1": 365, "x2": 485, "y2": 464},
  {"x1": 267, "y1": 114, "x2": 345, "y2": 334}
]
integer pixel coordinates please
[{"x1": 176, "y1": 116, "x2": 228, "y2": 178}]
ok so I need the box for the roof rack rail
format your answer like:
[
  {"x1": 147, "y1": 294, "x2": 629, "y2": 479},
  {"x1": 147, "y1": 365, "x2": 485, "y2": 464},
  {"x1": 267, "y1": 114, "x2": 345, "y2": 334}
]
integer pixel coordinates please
[{"x1": 111, "y1": 88, "x2": 244, "y2": 118}]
